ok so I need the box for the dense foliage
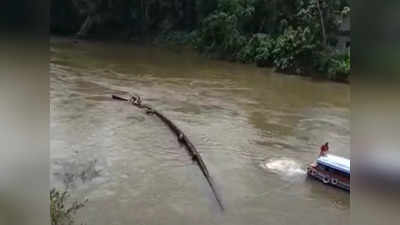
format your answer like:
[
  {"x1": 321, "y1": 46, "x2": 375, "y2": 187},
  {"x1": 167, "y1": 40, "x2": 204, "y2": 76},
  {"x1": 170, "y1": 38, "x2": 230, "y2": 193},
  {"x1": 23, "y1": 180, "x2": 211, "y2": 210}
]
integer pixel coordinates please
[
  {"x1": 193, "y1": 0, "x2": 350, "y2": 79},
  {"x1": 51, "y1": 0, "x2": 350, "y2": 81}
]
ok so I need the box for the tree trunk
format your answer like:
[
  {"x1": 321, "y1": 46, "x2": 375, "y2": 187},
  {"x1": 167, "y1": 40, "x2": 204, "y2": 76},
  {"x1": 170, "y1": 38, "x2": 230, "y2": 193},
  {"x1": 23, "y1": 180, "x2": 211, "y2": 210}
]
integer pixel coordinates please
[
  {"x1": 76, "y1": 15, "x2": 94, "y2": 38},
  {"x1": 316, "y1": 0, "x2": 327, "y2": 46}
]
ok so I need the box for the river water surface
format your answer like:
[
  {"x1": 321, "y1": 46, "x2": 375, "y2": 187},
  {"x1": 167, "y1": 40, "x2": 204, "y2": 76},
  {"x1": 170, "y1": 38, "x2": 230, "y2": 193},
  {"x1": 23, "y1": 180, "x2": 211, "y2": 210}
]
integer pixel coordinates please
[{"x1": 50, "y1": 38, "x2": 350, "y2": 225}]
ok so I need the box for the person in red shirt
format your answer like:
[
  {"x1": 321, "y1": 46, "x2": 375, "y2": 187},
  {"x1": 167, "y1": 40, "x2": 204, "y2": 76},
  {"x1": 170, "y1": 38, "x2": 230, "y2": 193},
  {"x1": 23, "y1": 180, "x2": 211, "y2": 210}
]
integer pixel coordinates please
[{"x1": 320, "y1": 142, "x2": 329, "y2": 156}]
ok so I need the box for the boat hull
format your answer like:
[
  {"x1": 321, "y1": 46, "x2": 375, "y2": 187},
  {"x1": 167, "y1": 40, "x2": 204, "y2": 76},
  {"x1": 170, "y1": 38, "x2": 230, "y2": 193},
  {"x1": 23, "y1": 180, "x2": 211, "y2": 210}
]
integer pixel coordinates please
[{"x1": 307, "y1": 164, "x2": 350, "y2": 191}]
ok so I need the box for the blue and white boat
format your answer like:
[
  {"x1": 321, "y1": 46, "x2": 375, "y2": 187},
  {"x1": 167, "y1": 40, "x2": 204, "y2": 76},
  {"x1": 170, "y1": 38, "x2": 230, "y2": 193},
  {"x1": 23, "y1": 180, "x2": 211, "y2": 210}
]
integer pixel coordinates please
[{"x1": 307, "y1": 154, "x2": 350, "y2": 191}]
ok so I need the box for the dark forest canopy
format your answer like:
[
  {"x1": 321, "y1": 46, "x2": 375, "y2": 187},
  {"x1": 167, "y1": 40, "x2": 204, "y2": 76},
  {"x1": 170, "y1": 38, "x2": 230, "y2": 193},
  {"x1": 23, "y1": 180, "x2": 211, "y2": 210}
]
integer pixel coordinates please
[
  {"x1": 51, "y1": 0, "x2": 216, "y2": 36},
  {"x1": 51, "y1": 0, "x2": 350, "y2": 81}
]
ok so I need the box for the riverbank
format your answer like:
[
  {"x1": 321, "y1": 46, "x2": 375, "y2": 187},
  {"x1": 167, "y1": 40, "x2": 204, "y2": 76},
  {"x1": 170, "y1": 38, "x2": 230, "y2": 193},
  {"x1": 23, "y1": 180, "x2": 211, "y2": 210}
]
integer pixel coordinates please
[
  {"x1": 51, "y1": 0, "x2": 350, "y2": 83},
  {"x1": 153, "y1": 31, "x2": 350, "y2": 84},
  {"x1": 51, "y1": 34, "x2": 349, "y2": 84}
]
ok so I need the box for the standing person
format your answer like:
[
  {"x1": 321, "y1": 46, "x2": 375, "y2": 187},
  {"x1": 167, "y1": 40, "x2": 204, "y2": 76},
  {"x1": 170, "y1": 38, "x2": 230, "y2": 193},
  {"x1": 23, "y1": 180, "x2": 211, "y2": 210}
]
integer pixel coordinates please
[{"x1": 320, "y1": 142, "x2": 329, "y2": 156}]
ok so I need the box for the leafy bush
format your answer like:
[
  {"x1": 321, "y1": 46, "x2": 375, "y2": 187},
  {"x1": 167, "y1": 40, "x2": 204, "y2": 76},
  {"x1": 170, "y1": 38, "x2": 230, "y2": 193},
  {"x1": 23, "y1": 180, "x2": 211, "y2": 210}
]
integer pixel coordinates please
[
  {"x1": 272, "y1": 26, "x2": 318, "y2": 73},
  {"x1": 237, "y1": 33, "x2": 270, "y2": 63},
  {"x1": 193, "y1": 0, "x2": 254, "y2": 58},
  {"x1": 314, "y1": 49, "x2": 350, "y2": 81},
  {"x1": 193, "y1": 11, "x2": 243, "y2": 56},
  {"x1": 50, "y1": 189, "x2": 87, "y2": 225},
  {"x1": 327, "y1": 50, "x2": 350, "y2": 80},
  {"x1": 254, "y1": 36, "x2": 276, "y2": 67}
]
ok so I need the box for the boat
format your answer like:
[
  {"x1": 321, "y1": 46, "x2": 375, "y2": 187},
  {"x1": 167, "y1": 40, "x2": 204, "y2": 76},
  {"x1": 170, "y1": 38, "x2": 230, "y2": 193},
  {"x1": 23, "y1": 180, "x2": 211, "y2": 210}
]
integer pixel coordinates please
[{"x1": 307, "y1": 154, "x2": 350, "y2": 191}]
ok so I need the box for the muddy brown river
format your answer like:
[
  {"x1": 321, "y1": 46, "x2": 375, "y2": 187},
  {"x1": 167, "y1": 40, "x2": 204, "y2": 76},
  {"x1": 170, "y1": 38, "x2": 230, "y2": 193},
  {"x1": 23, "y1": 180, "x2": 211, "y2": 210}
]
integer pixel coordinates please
[{"x1": 50, "y1": 38, "x2": 350, "y2": 225}]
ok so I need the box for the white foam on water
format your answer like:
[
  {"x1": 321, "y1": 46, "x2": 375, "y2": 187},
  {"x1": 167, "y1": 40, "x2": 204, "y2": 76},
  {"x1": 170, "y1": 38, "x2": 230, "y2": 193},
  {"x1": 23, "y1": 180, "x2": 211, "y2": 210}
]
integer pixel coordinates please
[{"x1": 261, "y1": 158, "x2": 306, "y2": 177}]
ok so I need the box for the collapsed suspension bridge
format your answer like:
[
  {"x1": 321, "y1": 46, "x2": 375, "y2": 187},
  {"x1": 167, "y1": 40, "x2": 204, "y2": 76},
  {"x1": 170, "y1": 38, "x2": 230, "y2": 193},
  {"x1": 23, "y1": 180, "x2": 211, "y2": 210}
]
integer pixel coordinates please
[{"x1": 112, "y1": 94, "x2": 224, "y2": 211}]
